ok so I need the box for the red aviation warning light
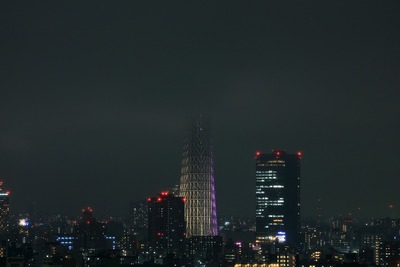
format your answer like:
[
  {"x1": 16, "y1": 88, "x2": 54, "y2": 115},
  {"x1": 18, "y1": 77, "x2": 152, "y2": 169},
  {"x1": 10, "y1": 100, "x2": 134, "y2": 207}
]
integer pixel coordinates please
[
  {"x1": 157, "y1": 232, "x2": 164, "y2": 237},
  {"x1": 297, "y1": 151, "x2": 302, "y2": 158},
  {"x1": 82, "y1": 207, "x2": 93, "y2": 213},
  {"x1": 147, "y1": 198, "x2": 151, "y2": 202},
  {"x1": 256, "y1": 151, "x2": 261, "y2": 156},
  {"x1": 182, "y1": 197, "x2": 186, "y2": 202}
]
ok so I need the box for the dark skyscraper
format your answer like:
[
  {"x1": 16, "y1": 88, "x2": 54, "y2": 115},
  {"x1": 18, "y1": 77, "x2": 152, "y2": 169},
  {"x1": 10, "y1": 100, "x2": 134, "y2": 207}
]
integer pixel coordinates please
[
  {"x1": 255, "y1": 150, "x2": 301, "y2": 246},
  {"x1": 179, "y1": 115, "x2": 218, "y2": 237},
  {"x1": 0, "y1": 181, "x2": 10, "y2": 258},
  {"x1": 148, "y1": 192, "x2": 185, "y2": 256},
  {"x1": 74, "y1": 207, "x2": 107, "y2": 251},
  {"x1": 0, "y1": 181, "x2": 10, "y2": 236}
]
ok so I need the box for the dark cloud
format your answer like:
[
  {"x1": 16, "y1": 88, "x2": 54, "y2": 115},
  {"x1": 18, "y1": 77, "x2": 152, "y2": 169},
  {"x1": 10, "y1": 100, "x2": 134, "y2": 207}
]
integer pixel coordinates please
[{"x1": 0, "y1": 1, "x2": 399, "y2": 218}]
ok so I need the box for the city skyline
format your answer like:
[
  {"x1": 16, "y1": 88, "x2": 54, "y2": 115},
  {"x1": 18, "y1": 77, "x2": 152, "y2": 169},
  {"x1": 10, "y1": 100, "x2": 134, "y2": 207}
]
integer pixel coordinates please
[{"x1": 1, "y1": 2, "x2": 400, "y2": 219}]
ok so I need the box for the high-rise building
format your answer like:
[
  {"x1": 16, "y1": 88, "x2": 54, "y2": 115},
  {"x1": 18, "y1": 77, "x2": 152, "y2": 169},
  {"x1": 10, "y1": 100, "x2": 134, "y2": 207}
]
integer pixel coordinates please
[
  {"x1": 129, "y1": 200, "x2": 148, "y2": 231},
  {"x1": 74, "y1": 207, "x2": 108, "y2": 251},
  {"x1": 255, "y1": 150, "x2": 301, "y2": 246},
  {"x1": 179, "y1": 115, "x2": 218, "y2": 237},
  {"x1": 0, "y1": 181, "x2": 10, "y2": 258},
  {"x1": 0, "y1": 181, "x2": 10, "y2": 236},
  {"x1": 148, "y1": 192, "x2": 186, "y2": 256}
]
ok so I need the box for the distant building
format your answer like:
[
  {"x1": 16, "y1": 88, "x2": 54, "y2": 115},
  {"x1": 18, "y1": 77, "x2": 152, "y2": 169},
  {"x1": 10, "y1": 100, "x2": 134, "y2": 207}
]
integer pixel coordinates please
[
  {"x1": 360, "y1": 233, "x2": 382, "y2": 265},
  {"x1": 169, "y1": 184, "x2": 180, "y2": 197},
  {"x1": 187, "y1": 235, "x2": 223, "y2": 263},
  {"x1": 255, "y1": 150, "x2": 301, "y2": 246},
  {"x1": 378, "y1": 240, "x2": 400, "y2": 267},
  {"x1": 0, "y1": 181, "x2": 10, "y2": 257},
  {"x1": 0, "y1": 181, "x2": 10, "y2": 236},
  {"x1": 148, "y1": 192, "x2": 186, "y2": 257},
  {"x1": 129, "y1": 200, "x2": 148, "y2": 231},
  {"x1": 73, "y1": 207, "x2": 108, "y2": 252}
]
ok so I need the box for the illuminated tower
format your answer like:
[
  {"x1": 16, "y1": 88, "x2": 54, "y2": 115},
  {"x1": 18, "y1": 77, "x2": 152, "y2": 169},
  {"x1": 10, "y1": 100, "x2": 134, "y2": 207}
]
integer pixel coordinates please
[
  {"x1": 255, "y1": 150, "x2": 301, "y2": 246},
  {"x1": 0, "y1": 181, "x2": 10, "y2": 236},
  {"x1": 179, "y1": 116, "x2": 218, "y2": 237}
]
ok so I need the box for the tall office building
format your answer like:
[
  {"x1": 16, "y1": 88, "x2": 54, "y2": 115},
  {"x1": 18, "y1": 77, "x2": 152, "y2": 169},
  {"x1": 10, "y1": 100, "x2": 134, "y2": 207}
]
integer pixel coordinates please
[
  {"x1": 148, "y1": 192, "x2": 185, "y2": 256},
  {"x1": 255, "y1": 150, "x2": 301, "y2": 246},
  {"x1": 74, "y1": 207, "x2": 107, "y2": 251},
  {"x1": 0, "y1": 181, "x2": 10, "y2": 236},
  {"x1": 179, "y1": 115, "x2": 218, "y2": 237},
  {"x1": 0, "y1": 181, "x2": 10, "y2": 258}
]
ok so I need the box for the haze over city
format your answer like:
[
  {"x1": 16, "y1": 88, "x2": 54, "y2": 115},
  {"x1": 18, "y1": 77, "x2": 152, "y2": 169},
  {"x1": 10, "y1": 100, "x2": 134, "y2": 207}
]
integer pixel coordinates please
[{"x1": 1, "y1": 1, "x2": 399, "y2": 219}]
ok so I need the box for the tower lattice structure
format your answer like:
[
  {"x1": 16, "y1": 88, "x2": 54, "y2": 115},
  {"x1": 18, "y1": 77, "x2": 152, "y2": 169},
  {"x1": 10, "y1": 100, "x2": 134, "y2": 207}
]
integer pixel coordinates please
[{"x1": 179, "y1": 116, "x2": 218, "y2": 237}]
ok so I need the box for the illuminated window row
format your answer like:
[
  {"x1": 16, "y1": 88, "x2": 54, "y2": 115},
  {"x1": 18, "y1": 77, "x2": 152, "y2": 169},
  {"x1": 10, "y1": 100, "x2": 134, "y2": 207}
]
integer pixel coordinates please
[
  {"x1": 257, "y1": 185, "x2": 284, "y2": 188},
  {"x1": 256, "y1": 177, "x2": 277, "y2": 180},
  {"x1": 265, "y1": 199, "x2": 284, "y2": 203}
]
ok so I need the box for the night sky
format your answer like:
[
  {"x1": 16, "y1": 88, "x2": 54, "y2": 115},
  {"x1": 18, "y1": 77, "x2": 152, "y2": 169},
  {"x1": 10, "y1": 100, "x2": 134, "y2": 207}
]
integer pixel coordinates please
[{"x1": 1, "y1": 1, "x2": 399, "y2": 219}]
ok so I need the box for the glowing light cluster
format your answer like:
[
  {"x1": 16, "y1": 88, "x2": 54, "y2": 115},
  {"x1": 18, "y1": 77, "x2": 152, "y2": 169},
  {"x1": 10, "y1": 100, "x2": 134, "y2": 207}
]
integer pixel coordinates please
[
  {"x1": 82, "y1": 207, "x2": 93, "y2": 213},
  {"x1": 18, "y1": 219, "x2": 30, "y2": 227}
]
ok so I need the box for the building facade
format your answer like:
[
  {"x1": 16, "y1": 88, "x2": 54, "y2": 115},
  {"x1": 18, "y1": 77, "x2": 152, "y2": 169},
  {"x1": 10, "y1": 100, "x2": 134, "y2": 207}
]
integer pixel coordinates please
[
  {"x1": 179, "y1": 115, "x2": 218, "y2": 237},
  {"x1": 0, "y1": 181, "x2": 10, "y2": 257},
  {"x1": 129, "y1": 200, "x2": 148, "y2": 231},
  {"x1": 74, "y1": 207, "x2": 108, "y2": 252},
  {"x1": 187, "y1": 235, "x2": 223, "y2": 263},
  {"x1": 0, "y1": 181, "x2": 10, "y2": 236},
  {"x1": 148, "y1": 192, "x2": 186, "y2": 257},
  {"x1": 255, "y1": 150, "x2": 301, "y2": 246}
]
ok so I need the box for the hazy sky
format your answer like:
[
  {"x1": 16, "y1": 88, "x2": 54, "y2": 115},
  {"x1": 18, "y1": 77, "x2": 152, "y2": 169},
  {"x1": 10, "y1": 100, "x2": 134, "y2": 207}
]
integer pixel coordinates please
[{"x1": 1, "y1": 1, "x2": 399, "y2": 219}]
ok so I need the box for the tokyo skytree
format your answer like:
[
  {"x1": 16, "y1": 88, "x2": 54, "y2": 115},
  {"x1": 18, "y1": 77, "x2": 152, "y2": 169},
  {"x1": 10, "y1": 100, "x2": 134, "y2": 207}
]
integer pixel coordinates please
[{"x1": 179, "y1": 115, "x2": 218, "y2": 237}]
